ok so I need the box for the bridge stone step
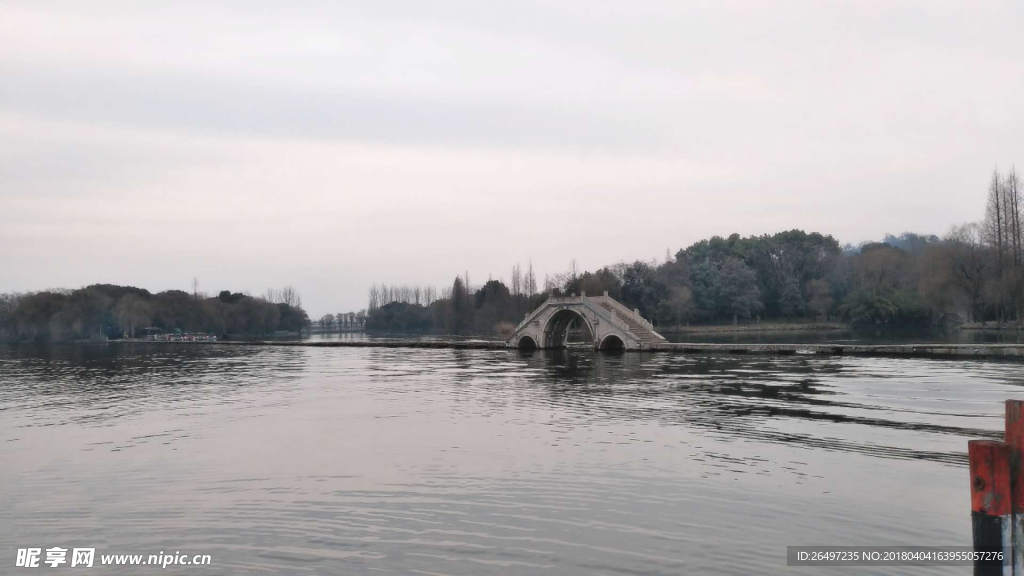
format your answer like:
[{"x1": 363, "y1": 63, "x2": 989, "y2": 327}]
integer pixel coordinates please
[{"x1": 597, "y1": 302, "x2": 663, "y2": 343}]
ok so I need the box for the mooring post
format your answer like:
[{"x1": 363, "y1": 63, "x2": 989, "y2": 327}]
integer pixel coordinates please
[
  {"x1": 1006, "y1": 400, "x2": 1024, "y2": 575},
  {"x1": 969, "y1": 439, "x2": 1013, "y2": 575}
]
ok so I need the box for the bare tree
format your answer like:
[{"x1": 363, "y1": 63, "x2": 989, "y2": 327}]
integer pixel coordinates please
[
  {"x1": 192, "y1": 277, "x2": 200, "y2": 300},
  {"x1": 1007, "y1": 166, "x2": 1023, "y2": 267},
  {"x1": 986, "y1": 169, "x2": 1006, "y2": 278},
  {"x1": 511, "y1": 263, "x2": 521, "y2": 296},
  {"x1": 278, "y1": 285, "x2": 300, "y2": 308},
  {"x1": 320, "y1": 313, "x2": 335, "y2": 331},
  {"x1": 526, "y1": 260, "x2": 537, "y2": 297},
  {"x1": 946, "y1": 222, "x2": 988, "y2": 322},
  {"x1": 543, "y1": 274, "x2": 555, "y2": 293},
  {"x1": 509, "y1": 263, "x2": 521, "y2": 309},
  {"x1": 367, "y1": 284, "x2": 380, "y2": 311}
]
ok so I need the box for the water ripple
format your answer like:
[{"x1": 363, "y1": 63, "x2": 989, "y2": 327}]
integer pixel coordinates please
[{"x1": 2, "y1": 343, "x2": 1020, "y2": 574}]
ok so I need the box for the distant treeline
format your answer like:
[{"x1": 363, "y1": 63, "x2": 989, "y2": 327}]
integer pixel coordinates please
[
  {"x1": 0, "y1": 284, "x2": 310, "y2": 342},
  {"x1": 367, "y1": 167, "x2": 1024, "y2": 334},
  {"x1": 314, "y1": 311, "x2": 367, "y2": 332},
  {"x1": 366, "y1": 274, "x2": 546, "y2": 335}
]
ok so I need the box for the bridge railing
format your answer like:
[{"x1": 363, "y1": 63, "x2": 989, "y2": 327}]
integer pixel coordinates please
[
  {"x1": 589, "y1": 294, "x2": 651, "y2": 329},
  {"x1": 578, "y1": 298, "x2": 644, "y2": 339},
  {"x1": 508, "y1": 295, "x2": 576, "y2": 337},
  {"x1": 587, "y1": 294, "x2": 666, "y2": 340}
]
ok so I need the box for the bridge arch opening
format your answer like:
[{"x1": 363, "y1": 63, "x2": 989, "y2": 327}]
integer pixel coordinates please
[
  {"x1": 543, "y1": 309, "x2": 594, "y2": 349},
  {"x1": 516, "y1": 335, "x2": 538, "y2": 350},
  {"x1": 599, "y1": 334, "x2": 625, "y2": 351}
]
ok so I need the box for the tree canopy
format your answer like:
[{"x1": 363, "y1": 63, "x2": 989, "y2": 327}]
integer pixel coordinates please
[{"x1": 0, "y1": 284, "x2": 309, "y2": 342}]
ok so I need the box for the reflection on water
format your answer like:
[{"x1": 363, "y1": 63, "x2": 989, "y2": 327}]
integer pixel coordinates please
[
  {"x1": 310, "y1": 327, "x2": 1024, "y2": 345},
  {"x1": 1, "y1": 343, "x2": 1021, "y2": 574}
]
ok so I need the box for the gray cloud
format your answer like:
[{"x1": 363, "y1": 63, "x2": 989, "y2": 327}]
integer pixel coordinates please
[{"x1": 0, "y1": 65, "x2": 678, "y2": 151}]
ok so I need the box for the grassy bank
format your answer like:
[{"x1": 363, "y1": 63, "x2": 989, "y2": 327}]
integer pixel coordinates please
[
  {"x1": 658, "y1": 321, "x2": 848, "y2": 334},
  {"x1": 960, "y1": 322, "x2": 1024, "y2": 332}
]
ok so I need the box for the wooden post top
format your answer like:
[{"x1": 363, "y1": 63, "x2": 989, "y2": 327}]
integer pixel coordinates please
[
  {"x1": 969, "y1": 440, "x2": 1012, "y2": 516},
  {"x1": 1004, "y1": 400, "x2": 1024, "y2": 513}
]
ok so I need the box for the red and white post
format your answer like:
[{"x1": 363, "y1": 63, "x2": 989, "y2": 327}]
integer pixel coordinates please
[
  {"x1": 969, "y1": 439, "x2": 1013, "y2": 575},
  {"x1": 1006, "y1": 400, "x2": 1024, "y2": 576}
]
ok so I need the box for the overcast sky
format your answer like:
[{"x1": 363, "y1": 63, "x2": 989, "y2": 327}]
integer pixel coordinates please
[{"x1": 2, "y1": 1, "x2": 1023, "y2": 314}]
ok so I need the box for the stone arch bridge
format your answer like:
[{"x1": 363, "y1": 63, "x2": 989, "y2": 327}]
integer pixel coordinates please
[{"x1": 506, "y1": 292, "x2": 666, "y2": 351}]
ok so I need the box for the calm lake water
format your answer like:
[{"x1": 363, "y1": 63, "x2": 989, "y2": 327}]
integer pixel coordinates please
[{"x1": 1, "y1": 343, "x2": 1020, "y2": 574}]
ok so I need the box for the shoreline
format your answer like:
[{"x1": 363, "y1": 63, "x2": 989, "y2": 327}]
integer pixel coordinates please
[
  {"x1": 959, "y1": 323, "x2": 1024, "y2": 332},
  {"x1": 657, "y1": 322, "x2": 848, "y2": 334},
  {"x1": 55, "y1": 339, "x2": 1024, "y2": 359}
]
